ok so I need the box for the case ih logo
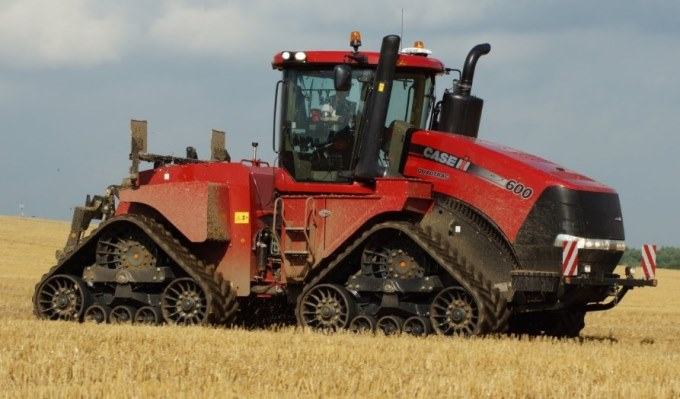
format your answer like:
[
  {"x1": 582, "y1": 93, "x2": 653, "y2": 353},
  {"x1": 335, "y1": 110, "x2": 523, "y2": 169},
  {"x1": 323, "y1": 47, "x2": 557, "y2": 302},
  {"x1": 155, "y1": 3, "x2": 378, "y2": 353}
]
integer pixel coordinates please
[{"x1": 422, "y1": 147, "x2": 470, "y2": 171}]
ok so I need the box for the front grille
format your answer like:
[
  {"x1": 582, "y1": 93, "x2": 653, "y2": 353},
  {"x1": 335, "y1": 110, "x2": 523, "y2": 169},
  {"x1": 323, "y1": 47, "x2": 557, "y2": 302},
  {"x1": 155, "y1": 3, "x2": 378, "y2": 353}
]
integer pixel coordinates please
[{"x1": 514, "y1": 186, "x2": 625, "y2": 272}]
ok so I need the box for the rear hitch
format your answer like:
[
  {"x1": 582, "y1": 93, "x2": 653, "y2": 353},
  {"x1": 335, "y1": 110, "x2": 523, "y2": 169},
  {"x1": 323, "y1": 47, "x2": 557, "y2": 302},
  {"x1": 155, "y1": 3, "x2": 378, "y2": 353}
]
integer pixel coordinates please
[{"x1": 59, "y1": 186, "x2": 118, "y2": 260}]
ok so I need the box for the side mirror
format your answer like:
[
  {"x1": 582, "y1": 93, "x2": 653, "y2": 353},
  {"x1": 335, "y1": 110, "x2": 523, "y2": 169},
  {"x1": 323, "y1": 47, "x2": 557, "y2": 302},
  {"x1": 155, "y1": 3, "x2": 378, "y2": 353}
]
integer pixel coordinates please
[{"x1": 334, "y1": 64, "x2": 352, "y2": 91}]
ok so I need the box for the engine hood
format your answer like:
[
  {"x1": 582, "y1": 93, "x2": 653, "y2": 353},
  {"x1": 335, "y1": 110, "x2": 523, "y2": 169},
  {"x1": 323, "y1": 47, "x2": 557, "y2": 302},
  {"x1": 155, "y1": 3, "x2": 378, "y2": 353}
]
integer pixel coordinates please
[
  {"x1": 409, "y1": 130, "x2": 615, "y2": 194},
  {"x1": 402, "y1": 130, "x2": 618, "y2": 241},
  {"x1": 477, "y1": 139, "x2": 615, "y2": 192}
]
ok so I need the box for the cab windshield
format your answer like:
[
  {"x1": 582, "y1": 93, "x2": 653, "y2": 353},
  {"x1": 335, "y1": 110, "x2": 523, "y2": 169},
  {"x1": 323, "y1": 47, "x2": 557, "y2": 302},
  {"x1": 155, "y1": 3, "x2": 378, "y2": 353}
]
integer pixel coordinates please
[{"x1": 279, "y1": 68, "x2": 433, "y2": 182}]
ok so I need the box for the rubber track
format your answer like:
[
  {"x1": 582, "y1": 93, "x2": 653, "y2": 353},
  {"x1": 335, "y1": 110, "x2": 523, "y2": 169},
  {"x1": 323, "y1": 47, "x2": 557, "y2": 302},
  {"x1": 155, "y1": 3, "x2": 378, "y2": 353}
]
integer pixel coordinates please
[
  {"x1": 296, "y1": 220, "x2": 510, "y2": 334},
  {"x1": 433, "y1": 194, "x2": 519, "y2": 267},
  {"x1": 32, "y1": 214, "x2": 238, "y2": 325},
  {"x1": 430, "y1": 195, "x2": 516, "y2": 331}
]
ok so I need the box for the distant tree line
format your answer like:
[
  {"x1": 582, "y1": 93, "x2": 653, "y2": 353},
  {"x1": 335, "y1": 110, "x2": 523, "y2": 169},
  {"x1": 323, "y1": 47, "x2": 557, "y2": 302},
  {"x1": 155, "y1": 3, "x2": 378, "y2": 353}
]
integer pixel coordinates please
[{"x1": 620, "y1": 247, "x2": 680, "y2": 269}]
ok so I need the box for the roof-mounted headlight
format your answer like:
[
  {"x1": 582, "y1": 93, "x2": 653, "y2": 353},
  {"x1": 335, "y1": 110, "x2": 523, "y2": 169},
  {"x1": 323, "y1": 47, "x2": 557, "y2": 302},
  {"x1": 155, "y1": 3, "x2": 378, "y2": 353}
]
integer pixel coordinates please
[{"x1": 281, "y1": 51, "x2": 306, "y2": 63}]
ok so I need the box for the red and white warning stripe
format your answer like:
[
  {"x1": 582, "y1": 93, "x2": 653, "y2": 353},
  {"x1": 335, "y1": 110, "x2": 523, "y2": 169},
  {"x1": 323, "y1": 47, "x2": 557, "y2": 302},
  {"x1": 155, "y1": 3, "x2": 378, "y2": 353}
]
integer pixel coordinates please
[
  {"x1": 640, "y1": 244, "x2": 657, "y2": 280},
  {"x1": 562, "y1": 240, "x2": 579, "y2": 277}
]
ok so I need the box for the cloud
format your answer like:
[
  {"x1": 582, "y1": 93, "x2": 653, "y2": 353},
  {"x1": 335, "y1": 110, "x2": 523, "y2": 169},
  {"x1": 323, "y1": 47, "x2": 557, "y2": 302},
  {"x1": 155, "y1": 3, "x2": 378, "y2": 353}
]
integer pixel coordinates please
[
  {"x1": 148, "y1": 2, "x2": 256, "y2": 58},
  {"x1": 0, "y1": 0, "x2": 678, "y2": 245},
  {"x1": 0, "y1": 79, "x2": 11, "y2": 103},
  {"x1": 1, "y1": 0, "x2": 676, "y2": 69},
  {"x1": 143, "y1": 1, "x2": 497, "y2": 60},
  {"x1": 0, "y1": 0, "x2": 127, "y2": 68}
]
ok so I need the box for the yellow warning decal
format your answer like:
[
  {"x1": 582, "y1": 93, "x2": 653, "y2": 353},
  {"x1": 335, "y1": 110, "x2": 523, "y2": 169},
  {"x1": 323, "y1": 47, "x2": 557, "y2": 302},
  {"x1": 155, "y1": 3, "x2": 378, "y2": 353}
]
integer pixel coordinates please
[
  {"x1": 378, "y1": 82, "x2": 385, "y2": 92},
  {"x1": 234, "y1": 211, "x2": 249, "y2": 224}
]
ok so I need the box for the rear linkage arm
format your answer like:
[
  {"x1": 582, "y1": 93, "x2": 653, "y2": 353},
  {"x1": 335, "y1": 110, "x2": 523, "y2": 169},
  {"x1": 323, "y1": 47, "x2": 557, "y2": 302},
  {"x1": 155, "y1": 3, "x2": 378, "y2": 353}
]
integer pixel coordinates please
[{"x1": 59, "y1": 185, "x2": 118, "y2": 260}]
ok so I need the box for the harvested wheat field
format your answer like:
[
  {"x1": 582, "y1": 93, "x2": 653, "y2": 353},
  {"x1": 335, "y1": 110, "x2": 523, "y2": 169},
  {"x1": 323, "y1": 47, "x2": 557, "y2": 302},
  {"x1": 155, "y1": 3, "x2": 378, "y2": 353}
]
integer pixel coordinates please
[{"x1": 0, "y1": 215, "x2": 678, "y2": 398}]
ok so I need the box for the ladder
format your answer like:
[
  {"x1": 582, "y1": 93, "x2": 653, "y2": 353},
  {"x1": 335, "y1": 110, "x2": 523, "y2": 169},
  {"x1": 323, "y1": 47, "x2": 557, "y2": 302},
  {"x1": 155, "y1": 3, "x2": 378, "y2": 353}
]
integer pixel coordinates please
[{"x1": 272, "y1": 196, "x2": 316, "y2": 279}]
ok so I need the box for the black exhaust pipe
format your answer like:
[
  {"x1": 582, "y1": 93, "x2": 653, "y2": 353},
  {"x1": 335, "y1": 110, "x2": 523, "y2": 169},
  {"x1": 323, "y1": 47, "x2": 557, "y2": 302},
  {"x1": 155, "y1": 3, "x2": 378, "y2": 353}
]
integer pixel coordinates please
[
  {"x1": 437, "y1": 43, "x2": 491, "y2": 138},
  {"x1": 457, "y1": 43, "x2": 490, "y2": 95},
  {"x1": 353, "y1": 34, "x2": 400, "y2": 180}
]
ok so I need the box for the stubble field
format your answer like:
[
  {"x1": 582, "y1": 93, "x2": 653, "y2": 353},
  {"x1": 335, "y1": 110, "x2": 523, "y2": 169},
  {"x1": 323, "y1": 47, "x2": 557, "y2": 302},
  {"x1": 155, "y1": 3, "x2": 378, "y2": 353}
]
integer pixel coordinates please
[{"x1": 0, "y1": 215, "x2": 678, "y2": 398}]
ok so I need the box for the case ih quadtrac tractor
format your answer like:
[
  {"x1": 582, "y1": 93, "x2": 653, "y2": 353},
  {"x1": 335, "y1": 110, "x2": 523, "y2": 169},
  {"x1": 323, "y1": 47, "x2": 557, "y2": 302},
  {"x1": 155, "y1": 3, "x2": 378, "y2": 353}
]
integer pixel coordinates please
[{"x1": 33, "y1": 33, "x2": 656, "y2": 337}]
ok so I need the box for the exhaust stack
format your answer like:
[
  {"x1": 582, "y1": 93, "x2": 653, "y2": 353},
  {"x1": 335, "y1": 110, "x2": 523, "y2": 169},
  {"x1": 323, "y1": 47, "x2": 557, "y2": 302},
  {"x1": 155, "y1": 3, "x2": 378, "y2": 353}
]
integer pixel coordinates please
[
  {"x1": 437, "y1": 43, "x2": 491, "y2": 138},
  {"x1": 353, "y1": 34, "x2": 401, "y2": 180}
]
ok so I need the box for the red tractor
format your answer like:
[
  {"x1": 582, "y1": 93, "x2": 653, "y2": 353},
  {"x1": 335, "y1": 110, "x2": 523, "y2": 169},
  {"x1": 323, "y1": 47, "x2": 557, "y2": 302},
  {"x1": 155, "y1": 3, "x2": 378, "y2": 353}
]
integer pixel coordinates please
[{"x1": 34, "y1": 33, "x2": 656, "y2": 336}]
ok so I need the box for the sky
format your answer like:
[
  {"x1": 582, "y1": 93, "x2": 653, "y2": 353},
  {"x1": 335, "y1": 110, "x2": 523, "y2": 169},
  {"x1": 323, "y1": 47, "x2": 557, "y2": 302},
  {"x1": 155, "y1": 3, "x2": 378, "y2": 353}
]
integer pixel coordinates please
[{"x1": 0, "y1": 0, "x2": 678, "y2": 247}]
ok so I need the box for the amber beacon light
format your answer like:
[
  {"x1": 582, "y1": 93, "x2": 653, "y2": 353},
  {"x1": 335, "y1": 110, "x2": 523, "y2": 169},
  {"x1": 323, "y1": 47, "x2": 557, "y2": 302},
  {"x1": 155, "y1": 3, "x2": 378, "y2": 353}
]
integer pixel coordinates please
[{"x1": 350, "y1": 31, "x2": 362, "y2": 52}]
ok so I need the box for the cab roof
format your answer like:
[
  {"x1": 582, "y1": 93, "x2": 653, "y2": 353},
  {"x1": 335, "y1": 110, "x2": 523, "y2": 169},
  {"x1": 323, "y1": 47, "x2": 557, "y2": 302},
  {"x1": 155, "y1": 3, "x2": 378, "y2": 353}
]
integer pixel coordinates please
[{"x1": 271, "y1": 51, "x2": 445, "y2": 73}]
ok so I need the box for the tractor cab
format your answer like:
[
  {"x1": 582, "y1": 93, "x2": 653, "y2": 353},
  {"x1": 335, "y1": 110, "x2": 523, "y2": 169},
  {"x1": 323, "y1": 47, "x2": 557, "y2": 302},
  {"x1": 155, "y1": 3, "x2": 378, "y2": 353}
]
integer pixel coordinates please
[{"x1": 272, "y1": 33, "x2": 445, "y2": 182}]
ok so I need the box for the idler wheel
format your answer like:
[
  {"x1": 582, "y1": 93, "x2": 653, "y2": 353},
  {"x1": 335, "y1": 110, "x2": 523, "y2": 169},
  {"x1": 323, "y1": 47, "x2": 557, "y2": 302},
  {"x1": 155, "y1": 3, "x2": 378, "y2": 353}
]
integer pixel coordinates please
[
  {"x1": 35, "y1": 274, "x2": 89, "y2": 321},
  {"x1": 429, "y1": 286, "x2": 481, "y2": 336},
  {"x1": 298, "y1": 284, "x2": 356, "y2": 332},
  {"x1": 161, "y1": 278, "x2": 208, "y2": 325}
]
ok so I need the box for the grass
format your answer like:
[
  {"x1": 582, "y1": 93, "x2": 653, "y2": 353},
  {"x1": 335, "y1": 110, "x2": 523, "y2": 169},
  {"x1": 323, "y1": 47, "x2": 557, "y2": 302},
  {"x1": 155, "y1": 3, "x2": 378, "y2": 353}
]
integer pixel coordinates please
[{"x1": 1, "y1": 215, "x2": 679, "y2": 398}]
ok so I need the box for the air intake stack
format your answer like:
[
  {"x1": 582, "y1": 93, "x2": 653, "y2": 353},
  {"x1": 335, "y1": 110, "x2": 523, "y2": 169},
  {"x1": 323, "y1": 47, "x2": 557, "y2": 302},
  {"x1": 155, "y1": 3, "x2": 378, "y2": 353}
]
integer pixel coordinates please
[
  {"x1": 437, "y1": 43, "x2": 490, "y2": 138},
  {"x1": 353, "y1": 34, "x2": 401, "y2": 180}
]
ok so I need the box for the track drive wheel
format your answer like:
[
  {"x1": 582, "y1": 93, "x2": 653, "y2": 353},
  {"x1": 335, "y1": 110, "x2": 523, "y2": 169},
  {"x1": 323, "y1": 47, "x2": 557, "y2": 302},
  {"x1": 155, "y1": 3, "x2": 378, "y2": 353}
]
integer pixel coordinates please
[
  {"x1": 35, "y1": 274, "x2": 89, "y2": 321},
  {"x1": 430, "y1": 286, "x2": 482, "y2": 336},
  {"x1": 349, "y1": 315, "x2": 377, "y2": 333},
  {"x1": 84, "y1": 304, "x2": 111, "y2": 324},
  {"x1": 298, "y1": 284, "x2": 357, "y2": 332}
]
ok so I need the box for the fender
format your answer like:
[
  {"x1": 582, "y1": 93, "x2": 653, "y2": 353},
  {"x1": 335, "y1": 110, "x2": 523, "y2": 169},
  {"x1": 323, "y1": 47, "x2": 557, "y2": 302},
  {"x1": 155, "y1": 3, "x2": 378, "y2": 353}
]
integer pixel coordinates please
[{"x1": 118, "y1": 181, "x2": 230, "y2": 243}]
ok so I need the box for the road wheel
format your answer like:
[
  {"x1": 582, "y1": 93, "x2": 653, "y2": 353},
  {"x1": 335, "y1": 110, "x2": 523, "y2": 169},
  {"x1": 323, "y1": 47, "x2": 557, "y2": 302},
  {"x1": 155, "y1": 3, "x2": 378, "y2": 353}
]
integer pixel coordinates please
[
  {"x1": 110, "y1": 305, "x2": 136, "y2": 324},
  {"x1": 403, "y1": 316, "x2": 431, "y2": 336},
  {"x1": 377, "y1": 315, "x2": 404, "y2": 336},
  {"x1": 349, "y1": 315, "x2": 377, "y2": 333},
  {"x1": 84, "y1": 304, "x2": 110, "y2": 323},
  {"x1": 135, "y1": 306, "x2": 162, "y2": 325}
]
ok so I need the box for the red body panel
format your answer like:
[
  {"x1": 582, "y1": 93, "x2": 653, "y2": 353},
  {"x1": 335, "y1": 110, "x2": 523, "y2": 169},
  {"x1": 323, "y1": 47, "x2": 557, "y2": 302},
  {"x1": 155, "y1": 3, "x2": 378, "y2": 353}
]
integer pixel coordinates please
[
  {"x1": 275, "y1": 175, "x2": 432, "y2": 275},
  {"x1": 111, "y1": 125, "x2": 622, "y2": 297},
  {"x1": 403, "y1": 130, "x2": 616, "y2": 241},
  {"x1": 114, "y1": 162, "x2": 433, "y2": 294},
  {"x1": 119, "y1": 181, "x2": 230, "y2": 242},
  {"x1": 116, "y1": 162, "x2": 276, "y2": 296},
  {"x1": 272, "y1": 50, "x2": 445, "y2": 72}
]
